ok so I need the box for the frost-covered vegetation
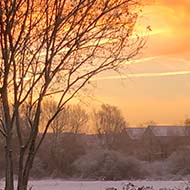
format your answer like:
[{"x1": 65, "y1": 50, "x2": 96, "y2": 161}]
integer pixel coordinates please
[
  {"x1": 1, "y1": 142, "x2": 190, "y2": 180},
  {"x1": 0, "y1": 180, "x2": 189, "y2": 190},
  {"x1": 73, "y1": 150, "x2": 144, "y2": 180},
  {"x1": 0, "y1": 103, "x2": 190, "y2": 180}
]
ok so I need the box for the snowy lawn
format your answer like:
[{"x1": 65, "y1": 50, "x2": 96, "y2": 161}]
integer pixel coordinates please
[{"x1": 0, "y1": 180, "x2": 189, "y2": 190}]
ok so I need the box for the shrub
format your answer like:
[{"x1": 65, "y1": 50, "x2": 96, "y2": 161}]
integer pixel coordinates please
[
  {"x1": 31, "y1": 156, "x2": 47, "y2": 178},
  {"x1": 73, "y1": 149, "x2": 146, "y2": 180},
  {"x1": 167, "y1": 148, "x2": 190, "y2": 176},
  {"x1": 142, "y1": 160, "x2": 169, "y2": 180}
]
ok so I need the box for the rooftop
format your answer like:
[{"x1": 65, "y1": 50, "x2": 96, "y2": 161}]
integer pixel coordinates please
[{"x1": 148, "y1": 125, "x2": 188, "y2": 136}]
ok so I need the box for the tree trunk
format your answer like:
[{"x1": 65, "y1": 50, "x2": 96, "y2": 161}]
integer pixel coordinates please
[
  {"x1": 17, "y1": 141, "x2": 35, "y2": 190},
  {"x1": 22, "y1": 155, "x2": 35, "y2": 190},
  {"x1": 5, "y1": 135, "x2": 14, "y2": 190},
  {"x1": 17, "y1": 154, "x2": 34, "y2": 190},
  {"x1": 1, "y1": 82, "x2": 14, "y2": 190},
  {"x1": 17, "y1": 149, "x2": 25, "y2": 190}
]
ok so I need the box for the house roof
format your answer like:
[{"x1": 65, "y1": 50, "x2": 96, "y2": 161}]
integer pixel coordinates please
[
  {"x1": 125, "y1": 128, "x2": 146, "y2": 139},
  {"x1": 148, "y1": 125, "x2": 188, "y2": 137}
]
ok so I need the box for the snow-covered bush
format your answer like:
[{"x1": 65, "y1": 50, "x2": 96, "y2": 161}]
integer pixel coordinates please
[
  {"x1": 30, "y1": 156, "x2": 47, "y2": 178},
  {"x1": 142, "y1": 160, "x2": 170, "y2": 180},
  {"x1": 167, "y1": 148, "x2": 190, "y2": 176},
  {"x1": 38, "y1": 134, "x2": 86, "y2": 177},
  {"x1": 73, "y1": 149, "x2": 146, "y2": 180}
]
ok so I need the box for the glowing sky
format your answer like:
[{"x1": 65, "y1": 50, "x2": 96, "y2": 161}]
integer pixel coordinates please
[{"x1": 88, "y1": 0, "x2": 190, "y2": 126}]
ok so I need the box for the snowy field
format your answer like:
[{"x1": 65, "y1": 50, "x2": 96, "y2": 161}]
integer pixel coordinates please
[{"x1": 0, "y1": 180, "x2": 189, "y2": 190}]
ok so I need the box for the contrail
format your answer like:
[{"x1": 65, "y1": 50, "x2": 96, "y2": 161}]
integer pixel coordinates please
[
  {"x1": 123, "y1": 56, "x2": 160, "y2": 65},
  {"x1": 91, "y1": 70, "x2": 190, "y2": 81}
]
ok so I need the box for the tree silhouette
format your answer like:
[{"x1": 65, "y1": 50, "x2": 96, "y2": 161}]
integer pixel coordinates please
[
  {"x1": 0, "y1": 0, "x2": 145, "y2": 189},
  {"x1": 94, "y1": 104, "x2": 127, "y2": 149}
]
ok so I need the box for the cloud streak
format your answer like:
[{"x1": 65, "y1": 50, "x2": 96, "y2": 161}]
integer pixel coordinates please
[
  {"x1": 123, "y1": 55, "x2": 164, "y2": 65},
  {"x1": 92, "y1": 70, "x2": 190, "y2": 81}
]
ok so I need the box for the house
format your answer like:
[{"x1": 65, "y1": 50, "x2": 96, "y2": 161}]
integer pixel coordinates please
[
  {"x1": 116, "y1": 125, "x2": 190, "y2": 161},
  {"x1": 126, "y1": 127, "x2": 147, "y2": 156},
  {"x1": 142, "y1": 125, "x2": 190, "y2": 160},
  {"x1": 78, "y1": 133, "x2": 99, "y2": 149},
  {"x1": 115, "y1": 128, "x2": 146, "y2": 155},
  {"x1": 125, "y1": 127, "x2": 146, "y2": 140},
  {"x1": 49, "y1": 125, "x2": 190, "y2": 161}
]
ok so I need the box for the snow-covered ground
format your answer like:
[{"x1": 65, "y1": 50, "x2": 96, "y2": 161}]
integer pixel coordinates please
[{"x1": 0, "y1": 180, "x2": 189, "y2": 190}]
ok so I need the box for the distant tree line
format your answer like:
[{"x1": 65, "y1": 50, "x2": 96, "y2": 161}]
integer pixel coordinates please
[
  {"x1": 0, "y1": 101, "x2": 127, "y2": 178},
  {"x1": 0, "y1": 101, "x2": 190, "y2": 180}
]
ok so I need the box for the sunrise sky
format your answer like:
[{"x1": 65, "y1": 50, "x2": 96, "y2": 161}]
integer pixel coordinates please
[{"x1": 88, "y1": 0, "x2": 190, "y2": 126}]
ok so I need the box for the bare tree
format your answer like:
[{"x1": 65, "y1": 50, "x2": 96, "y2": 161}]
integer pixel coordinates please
[
  {"x1": 41, "y1": 101, "x2": 88, "y2": 177},
  {"x1": 139, "y1": 120, "x2": 157, "y2": 128},
  {"x1": 184, "y1": 118, "x2": 190, "y2": 144},
  {"x1": 185, "y1": 118, "x2": 190, "y2": 127},
  {"x1": 94, "y1": 104, "x2": 127, "y2": 149},
  {"x1": 42, "y1": 100, "x2": 88, "y2": 135},
  {"x1": 66, "y1": 104, "x2": 88, "y2": 134},
  {"x1": 0, "y1": 0, "x2": 145, "y2": 189}
]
